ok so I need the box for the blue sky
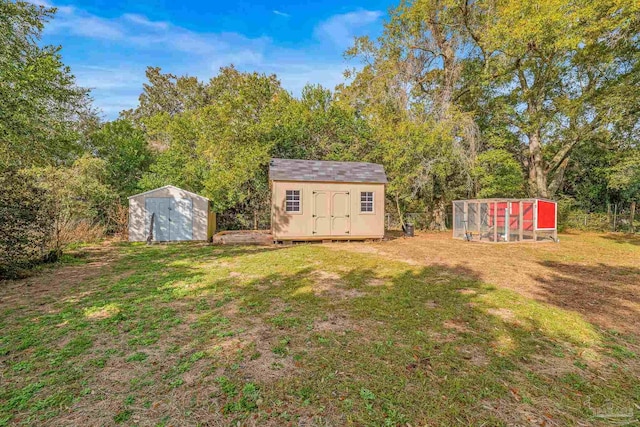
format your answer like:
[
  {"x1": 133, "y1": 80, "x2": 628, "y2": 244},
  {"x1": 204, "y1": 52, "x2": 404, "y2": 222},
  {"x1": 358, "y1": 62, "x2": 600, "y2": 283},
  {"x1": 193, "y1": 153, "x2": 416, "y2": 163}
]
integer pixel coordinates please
[{"x1": 32, "y1": 0, "x2": 393, "y2": 119}]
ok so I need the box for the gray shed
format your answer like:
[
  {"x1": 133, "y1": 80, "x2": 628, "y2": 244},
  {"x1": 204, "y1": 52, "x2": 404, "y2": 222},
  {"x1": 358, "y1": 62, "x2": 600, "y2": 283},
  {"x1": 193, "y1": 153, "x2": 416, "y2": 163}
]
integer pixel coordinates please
[{"x1": 128, "y1": 185, "x2": 215, "y2": 242}]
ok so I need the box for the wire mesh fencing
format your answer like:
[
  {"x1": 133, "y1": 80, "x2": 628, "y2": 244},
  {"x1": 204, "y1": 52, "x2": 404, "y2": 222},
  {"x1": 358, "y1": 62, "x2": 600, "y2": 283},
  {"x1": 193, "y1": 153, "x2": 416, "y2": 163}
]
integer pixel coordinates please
[
  {"x1": 384, "y1": 211, "x2": 453, "y2": 231},
  {"x1": 563, "y1": 207, "x2": 637, "y2": 233},
  {"x1": 216, "y1": 211, "x2": 271, "y2": 231}
]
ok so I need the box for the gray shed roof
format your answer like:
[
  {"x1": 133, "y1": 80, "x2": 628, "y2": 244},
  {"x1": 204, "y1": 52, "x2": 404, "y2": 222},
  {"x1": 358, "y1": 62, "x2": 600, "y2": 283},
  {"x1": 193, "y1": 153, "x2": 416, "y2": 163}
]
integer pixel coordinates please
[
  {"x1": 269, "y1": 158, "x2": 387, "y2": 184},
  {"x1": 127, "y1": 185, "x2": 210, "y2": 201}
]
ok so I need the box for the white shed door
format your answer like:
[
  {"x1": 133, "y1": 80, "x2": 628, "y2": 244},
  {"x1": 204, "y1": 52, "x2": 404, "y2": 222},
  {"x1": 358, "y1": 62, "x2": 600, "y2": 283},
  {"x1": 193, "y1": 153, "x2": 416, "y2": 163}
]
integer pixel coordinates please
[
  {"x1": 312, "y1": 191, "x2": 331, "y2": 236},
  {"x1": 146, "y1": 198, "x2": 171, "y2": 241},
  {"x1": 171, "y1": 198, "x2": 193, "y2": 241},
  {"x1": 145, "y1": 197, "x2": 192, "y2": 241},
  {"x1": 330, "y1": 192, "x2": 351, "y2": 236}
]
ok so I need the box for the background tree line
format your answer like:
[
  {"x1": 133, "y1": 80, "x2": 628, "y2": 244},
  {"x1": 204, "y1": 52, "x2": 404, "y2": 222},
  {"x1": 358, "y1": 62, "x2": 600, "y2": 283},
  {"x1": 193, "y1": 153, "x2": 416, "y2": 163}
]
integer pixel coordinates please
[{"x1": 1, "y1": 0, "x2": 639, "y2": 277}]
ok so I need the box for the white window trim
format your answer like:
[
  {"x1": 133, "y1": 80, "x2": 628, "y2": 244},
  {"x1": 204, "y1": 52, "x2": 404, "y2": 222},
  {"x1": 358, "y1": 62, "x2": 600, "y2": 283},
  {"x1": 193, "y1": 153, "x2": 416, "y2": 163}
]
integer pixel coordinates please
[
  {"x1": 360, "y1": 191, "x2": 375, "y2": 214},
  {"x1": 285, "y1": 189, "x2": 303, "y2": 214}
]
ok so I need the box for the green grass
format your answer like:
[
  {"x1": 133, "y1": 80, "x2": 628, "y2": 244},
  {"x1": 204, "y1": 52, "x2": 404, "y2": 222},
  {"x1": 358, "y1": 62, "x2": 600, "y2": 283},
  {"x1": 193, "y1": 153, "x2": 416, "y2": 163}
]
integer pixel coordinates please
[{"x1": 1, "y1": 239, "x2": 639, "y2": 425}]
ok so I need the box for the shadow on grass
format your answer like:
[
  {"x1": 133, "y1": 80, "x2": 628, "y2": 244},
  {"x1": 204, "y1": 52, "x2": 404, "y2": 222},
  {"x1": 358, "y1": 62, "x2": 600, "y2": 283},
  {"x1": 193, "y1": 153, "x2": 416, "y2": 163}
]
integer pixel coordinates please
[
  {"x1": 530, "y1": 260, "x2": 640, "y2": 333},
  {"x1": 220, "y1": 260, "x2": 613, "y2": 425},
  {"x1": 601, "y1": 233, "x2": 640, "y2": 246}
]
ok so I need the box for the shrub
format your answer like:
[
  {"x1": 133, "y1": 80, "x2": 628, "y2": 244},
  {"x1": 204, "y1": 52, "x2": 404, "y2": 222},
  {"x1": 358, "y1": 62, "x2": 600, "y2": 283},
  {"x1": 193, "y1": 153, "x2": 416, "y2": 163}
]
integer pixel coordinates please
[{"x1": 0, "y1": 169, "x2": 55, "y2": 279}]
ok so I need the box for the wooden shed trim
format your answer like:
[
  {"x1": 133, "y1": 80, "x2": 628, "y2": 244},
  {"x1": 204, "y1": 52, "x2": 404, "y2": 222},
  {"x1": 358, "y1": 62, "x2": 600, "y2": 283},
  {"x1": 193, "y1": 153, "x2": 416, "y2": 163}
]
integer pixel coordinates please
[{"x1": 127, "y1": 185, "x2": 209, "y2": 201}]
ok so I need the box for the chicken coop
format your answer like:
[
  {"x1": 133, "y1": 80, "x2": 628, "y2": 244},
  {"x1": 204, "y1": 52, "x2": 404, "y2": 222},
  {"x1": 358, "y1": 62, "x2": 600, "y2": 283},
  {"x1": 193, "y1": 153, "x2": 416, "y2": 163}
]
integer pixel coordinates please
[{"x1": 452, "y1": 199, "x2": 558, "y2": 243}]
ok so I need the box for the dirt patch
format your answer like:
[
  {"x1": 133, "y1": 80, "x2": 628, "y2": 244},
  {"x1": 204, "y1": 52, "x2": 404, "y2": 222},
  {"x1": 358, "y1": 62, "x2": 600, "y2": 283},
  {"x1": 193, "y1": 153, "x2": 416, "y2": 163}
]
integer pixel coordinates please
[
  {"x1": 313, "y1": 312, "x2": 357, "y2": 333},
  {"x1": 332, "y1": 288, "x2": 365, "y2": 299},
  {"x1": 482, "y1": 397, "x2": 558, "y2": 427},
  {"x1": 367, "y1": 278, "x2": 388, "y2": 287},
  {"x1": 311, "y1": 270, "x2": 365, "y2": 299},
  {"x1": 425, "y1": 300, "x2": 438, "y2": 308},
  {"x1": 237, "y1": 323, "x2": 295, "y2": 383},
  {"x1": 182, "y1": 358, "x2": 211, "y2": 385},
  {"x1": 219, "y1": 300, "x2": 240, "y2": 317},
  {"x1": 458, "y1": 345, "x2": 490, "y2": 367},
  {"x1": 266, "y1": 298, "x2": 287, "y2": 316},
  {"x1": 93, "y1": 362, "x2": 140, "y2": 394},
  {"x1": 443, "y1": 319, "x2": 472, "y2": 334},
  {"x1": 313, "y1": 270, "x2": 341, "y2": 283},
  {"x1": 428, "y1": 331, "x2": 457, "y2": 343},
  {"x1": 0, "y1": 243, "x2": 121, "y2": 314},
  {"x1": 212, "y1": 230, "x2": 273, "y2": 245},
  {"x1": 487, "y1": 308, "x2": 516, "y2": 323},
  {"x1": 405, "y1": 356, "x2": 433, "y2": 373},
  {"x1": 527, "y1": 354, "x2": 582, "y2": 378}
]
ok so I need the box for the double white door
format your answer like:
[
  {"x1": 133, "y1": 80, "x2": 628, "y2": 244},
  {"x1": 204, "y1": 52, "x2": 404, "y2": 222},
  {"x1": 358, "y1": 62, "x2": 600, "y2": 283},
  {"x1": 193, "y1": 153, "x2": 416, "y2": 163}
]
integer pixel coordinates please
[
  {"x1": 145, "y1": 197, "x2": 193, "y2": 241},
  {"x1": 312, "y1": 191, "x2": 350, "y2": 236}
]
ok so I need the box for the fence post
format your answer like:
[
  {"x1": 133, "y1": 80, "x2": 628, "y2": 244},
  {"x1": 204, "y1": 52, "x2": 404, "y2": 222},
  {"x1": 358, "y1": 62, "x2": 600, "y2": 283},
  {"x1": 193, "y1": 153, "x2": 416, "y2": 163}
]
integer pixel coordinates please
[
  {"x1": 519, "y1": 201, "x2": 523, "y2": 241},
  {"x1": 613, "y1": 203, "x2": 618, "y2": 232},
  {"x1": 146, "y1": 212, "x2": 155, "y2": 244},
  {"x1": 493, "y1": 203, "x2": 498, "y2": 242}
]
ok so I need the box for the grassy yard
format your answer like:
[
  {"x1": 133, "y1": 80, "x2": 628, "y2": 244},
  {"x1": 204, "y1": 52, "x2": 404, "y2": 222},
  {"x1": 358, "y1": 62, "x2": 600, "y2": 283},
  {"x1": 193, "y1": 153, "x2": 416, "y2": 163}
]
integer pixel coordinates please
[{"x1": 1, "y1": 233, "x2": 639, "y2": 426}]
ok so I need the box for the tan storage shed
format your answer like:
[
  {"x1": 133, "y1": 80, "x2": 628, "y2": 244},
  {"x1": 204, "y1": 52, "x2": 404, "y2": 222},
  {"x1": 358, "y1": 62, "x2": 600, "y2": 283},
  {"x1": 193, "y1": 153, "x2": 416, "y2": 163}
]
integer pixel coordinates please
[
  {"x1": 128, "y1": 185, "x2": 215, "y2": 242},
  {"x1": 269, "y1": 158, "x2": 387, "y2": 241}
]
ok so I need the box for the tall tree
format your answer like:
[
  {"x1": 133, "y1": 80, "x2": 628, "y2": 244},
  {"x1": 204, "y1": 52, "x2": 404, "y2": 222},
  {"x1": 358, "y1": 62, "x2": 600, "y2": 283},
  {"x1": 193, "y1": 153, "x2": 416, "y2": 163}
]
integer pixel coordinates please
[
  {"x1": 342, "y1": 0, "x2": 482, "y2": 228},
  {"x1": 476, "y1": 0, "x2": 640, "y2": 197},
  {"x1": 263, "y1": 84, "x2": 374, "y2": 161},
  {"x1": 89, "y1": 119, "x2": 154, "y2": 201},
  {"x1": 122, "y1": 66, "x2": 209, "y2": 122},
  {"x1": 0, "y1": 0, "x2": 92, "y2": 168},
  {"x1": 138, "y1": 68, "x2": 284, "y2": 213}
]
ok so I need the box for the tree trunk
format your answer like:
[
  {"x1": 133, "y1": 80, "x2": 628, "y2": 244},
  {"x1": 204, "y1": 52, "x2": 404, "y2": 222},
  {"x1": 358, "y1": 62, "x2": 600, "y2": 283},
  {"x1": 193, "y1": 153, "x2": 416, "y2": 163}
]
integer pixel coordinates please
[
  {"x1": 630, "y1": 201, "x2": 636, "y2": 233},
  {"x1": 547, "y1": 158, "x2": 570, "y2": 198},
  {"x1": 431, "y1": 199, "x2": 447, "y2": 231},
  {"x1": 528, "y1": 130, "x2": 549, "y2": 198},
  {"x1": 395, "y1": 193, "x2": 405, "y2": 230}
]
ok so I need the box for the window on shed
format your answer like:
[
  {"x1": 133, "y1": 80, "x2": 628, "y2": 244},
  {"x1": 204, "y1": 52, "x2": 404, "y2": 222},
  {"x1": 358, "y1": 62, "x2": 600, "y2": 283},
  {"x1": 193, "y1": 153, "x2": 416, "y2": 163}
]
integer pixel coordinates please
[
  {"x1": 360, "y1": 191, "x2": 374, "y2": 213},
  {"x1": 285, "y1": 190, "x2": 301, "y2": 212}
]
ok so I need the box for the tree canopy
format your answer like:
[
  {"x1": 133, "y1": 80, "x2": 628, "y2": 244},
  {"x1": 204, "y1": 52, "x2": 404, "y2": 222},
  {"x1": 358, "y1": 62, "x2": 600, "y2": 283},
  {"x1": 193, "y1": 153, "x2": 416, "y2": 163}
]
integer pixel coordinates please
[{"x1": 0, "y1": 0, "x2": 94, "y2": 168}]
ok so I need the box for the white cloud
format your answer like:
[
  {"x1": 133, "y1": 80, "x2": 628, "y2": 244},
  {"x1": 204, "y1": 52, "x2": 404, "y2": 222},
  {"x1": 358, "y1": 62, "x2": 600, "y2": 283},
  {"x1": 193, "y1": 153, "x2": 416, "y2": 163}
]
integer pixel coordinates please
[
  {"x1": 25, "y1": 0, "x2": 53, "y2": 7},
  {"x1": 71, "y1": 65, "x2": 146, "y2": 119},
  {"x1": 314, "y1": 9, "x2": 383, "y2": 47},
  {"x1": 74, "y1": 65, "x2": 144, "y2": 90},
  {"x1": 210, "y1": 49, "x2": 265, "y2": 71},
  {"x1": 273, "y1": 10, "x2": 290, "y2": 18},
  {"x1": 278, "y1": 65, "x2": 348, "y2": 95},
  {"x1": 36, "y1": 2, "x2": 380, "y2": 118},
  {"x1": 97, "y1": 94, "x2": 141, "y2": 117},
  {"x1": 40, "y1": 2, "x2": 267, "y2": 56},
  {"x1": 45, "y1": 5, "x2": 125, "y2": 40},
  {"x1": 122, "y1": 13, "x2": 169, "y2": 30}
]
